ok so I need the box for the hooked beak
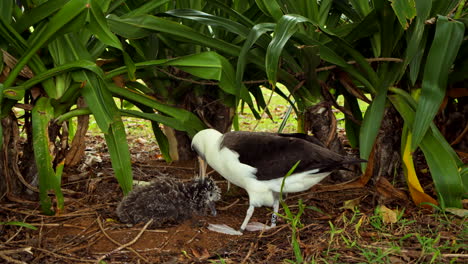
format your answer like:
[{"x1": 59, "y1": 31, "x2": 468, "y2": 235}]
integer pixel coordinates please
[
  {"x1": 198, "y1": 156, "x2": 207, "y2": 178},
  {"x1": 209, "y1": 201, "x2": 217, "y2": 216}
]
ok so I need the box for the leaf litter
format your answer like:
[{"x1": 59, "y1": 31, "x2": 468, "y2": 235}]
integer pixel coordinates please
[{"x1": 0, "y1": 135, "x2": 466, "y2": 263}]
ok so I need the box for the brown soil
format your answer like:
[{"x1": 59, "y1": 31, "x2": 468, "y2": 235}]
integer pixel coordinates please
[{"x1": 0, "y1": 135, "x2": 466, "y2": 263}]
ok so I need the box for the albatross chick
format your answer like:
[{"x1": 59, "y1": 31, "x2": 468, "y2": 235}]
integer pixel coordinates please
[{"x1": 116, "y1": 177, "x2": 220, "y2": 228}]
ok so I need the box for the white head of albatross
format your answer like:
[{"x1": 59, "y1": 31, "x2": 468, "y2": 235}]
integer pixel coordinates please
[{"x1": 191, "y1": 128, "x2": 366, "y2": 235}]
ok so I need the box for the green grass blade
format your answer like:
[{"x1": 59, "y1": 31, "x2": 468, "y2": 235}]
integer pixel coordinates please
[
  {"x1": 411, "y1": 16, "x2": 465, "y2": 150},
  {"x1": 0, "y1": 221, "x2": 38, "y2": 230},
  {"x1": 32, "y1": 97, "x2": 63, "y2": 215}
]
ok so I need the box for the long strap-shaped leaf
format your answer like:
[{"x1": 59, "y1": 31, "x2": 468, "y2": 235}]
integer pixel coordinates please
[
  {"x1": 390, "y1": 90, "x2": 464, "y2": 208},
  {"x1": 32, "y1": 97, "x2": 64, "y2": 215},
  {"x1": 2, "y1": 0, "x2": 89, "y2": 90},
  {"x1": 401, "y1": 129, "x2": 438, "y2": 209},
  {"x1": 411, "y1": 16, "x2": 465, "y2": 150}
]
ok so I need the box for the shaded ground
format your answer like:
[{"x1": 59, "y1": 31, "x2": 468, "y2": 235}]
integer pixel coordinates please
[{"x1": 0, "y1": 135, "x2": 467, "y2": 264}]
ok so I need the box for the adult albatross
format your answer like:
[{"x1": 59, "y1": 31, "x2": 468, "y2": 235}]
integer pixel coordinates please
[{"x1": 191, "y1": 129, "x2": 365, "y2": 235}]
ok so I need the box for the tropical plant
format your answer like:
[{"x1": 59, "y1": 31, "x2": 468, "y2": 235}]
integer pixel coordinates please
[
  {"x1": 0, "y1": 0, "x2": 236, "y2": 214},
  {"x1": 1, "y1": 0, "x2": 466, "y2": 217}
]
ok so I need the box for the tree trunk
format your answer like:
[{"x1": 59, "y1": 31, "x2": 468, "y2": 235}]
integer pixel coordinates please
[
  {"x1": 1, "y1": 113, "x2": 26, "y2": 198},
  {"x1": 303, "y1": 102, "x2": 353, "y2": 181},
  {"x1": 371, "y1": 107, "x2": 404, "y2": 183},
  {"x1": 165, "y1": 92, "x2": 235, "y2": 161}
]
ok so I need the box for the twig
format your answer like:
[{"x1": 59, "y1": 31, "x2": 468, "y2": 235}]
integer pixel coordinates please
[
  {"x1": 53, "y1": 219, "x2": 99, "y2": 252},
  {"x1": 34, "y1": 247, "x2": 96, "y2": 263},
  {"x1": 259, "y1": 224, "x2": 289, "y2": 238},
  {"x1": 95, "y1": 219, "x2": 153, "y2": 263},
  {"x1": 451, "y1": 123, "x2": 468, "y2": 146},
  {"x1": 97, "y1": 219, "x2": 148, "y2": 262},
  {"x1": 5, "y1": 210, "x2": 35, "y2": 244},
  {"x1": 185, "y1": 230, "x2": 201, "y2": 245},
  {"x1": 240, "y1": 242, "x2": 256, "y2": 264},
  {"x1": 0, "y1": 247, "x2": 33, "y2": 255},
  {"x1": 159, "y1": 229, "x2": 181, "y2": 249},
  {"x1": 0, "y1": 254, "x2": 28, "y2": 264},
  {"x1": 218, "y1": 199, "x2": 240, "y2": 210}
]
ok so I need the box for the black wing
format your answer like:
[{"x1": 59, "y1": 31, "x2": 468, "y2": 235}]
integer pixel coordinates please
[{"x1": 220, "y1": 131, "x2": 364, "y2": 181}]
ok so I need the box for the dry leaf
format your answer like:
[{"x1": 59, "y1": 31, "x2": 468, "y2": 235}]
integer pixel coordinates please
[
  {"x1": 445, "y1": 208, "x2": 468, "y2": 217},
  {"x1": 379, "y1": 205, "x2": 398, "y2": 224},
  {"x1": 340, "y1": 197, "x2": 362, "y2": 210},
  {"x1": 191, "y1": 247, "x2": 210, "y2": 260}
]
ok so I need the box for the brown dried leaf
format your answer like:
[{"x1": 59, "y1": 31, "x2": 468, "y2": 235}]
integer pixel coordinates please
[{"x1": 190, "y1": 247, "x2": 210, "y2": 260}]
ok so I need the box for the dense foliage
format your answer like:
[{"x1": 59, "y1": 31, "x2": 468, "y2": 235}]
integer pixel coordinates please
[{"x1": 0, "y1": 0, "x2": 466, "y2": 214}]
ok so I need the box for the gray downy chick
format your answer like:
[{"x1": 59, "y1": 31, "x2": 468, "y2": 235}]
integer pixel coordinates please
[{"x1": 116, "y1": 177, "x2": 221, "y2": 228}]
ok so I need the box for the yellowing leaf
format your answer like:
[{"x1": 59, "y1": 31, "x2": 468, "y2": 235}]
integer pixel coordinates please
[
  {"x1": 340, "y1": 197, "x2": 362, "y2": 210},
  {"x1": 379, "y1": 205, "x2": 398, "y2": 224},
  {"x1": 402, "y1": 132, "x2": 438, "y2": 209}
]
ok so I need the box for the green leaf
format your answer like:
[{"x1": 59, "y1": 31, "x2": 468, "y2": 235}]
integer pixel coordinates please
[
  {"x1": 2, "y1": 0, "x2": 89, "y2": 90},
  {"x1": 122, "y1": 51, "x2": 136, "y2": 81},
  {"x1": 389, "y1": 0, "x2": 416, "y2": 29},
  {"x1": 122, "y1": 0, "x2": 170, "y2": 17},
  {"x1": 151, "y1": 122, "x2": 172, "y2": 163},
  {"x1": 165, "y1": 9, "x2": 250, "y2": 37},
  {"x1": 107, "y1": 84, "x2": 205, "y2": 136},
  {"x1": 236, "y1": 22, "x2": 275, "y2": 115},
  {"x1": 359, "y1": 91, "x2": 386, "y2": 161},
  {"x1": 14, "y1": 0, "x2": 70, "y2": 33},
  {"x1": 401, "y1": 0, "x2": 432, "y2": 83},
  {"x1": 104, "y1": 121, "x2": 133, "y2": 195},
  {"x1": 411, "y1": 16, "x2": 465, "y2": 150},
  {"x1": 0, "y1": 0, "x2": 13, "y2": 23},
  {"x1": 108, "y1": 14, "x2": 241, "y2": 56},
  {"x1": 74, "y1": 72, "x2": 115, "y2": 133},
  {"x1": 390, "y1": 93, "x2": 464, "y2": 208},
  {"x1": 88, "y1": 0, "x2": 123, "y2": 50},
  {"x1": 120, "y1": 109, "x2": 191, "y2": 134},
  {"x1": 266, "y1": 14, "x2": 309, "y2": 85},
  {"x1": 32, "y1": 97, "x2": 63, "y2": 215},
  {"x1": 255, "y1": 0, "x2": 283, "y2": 21},
  {"x1": 318, "y1": 0, "x2": 333, "y2": 26},
  {"x1": 9, "y1": 60, "x2": 102, "y2": 93}
]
